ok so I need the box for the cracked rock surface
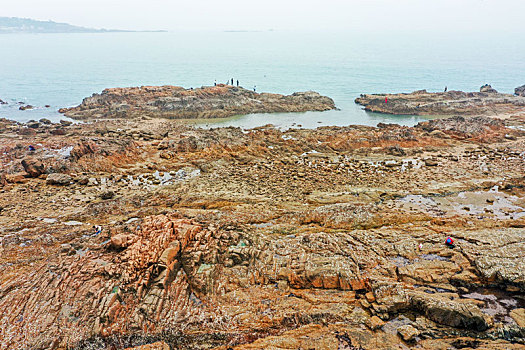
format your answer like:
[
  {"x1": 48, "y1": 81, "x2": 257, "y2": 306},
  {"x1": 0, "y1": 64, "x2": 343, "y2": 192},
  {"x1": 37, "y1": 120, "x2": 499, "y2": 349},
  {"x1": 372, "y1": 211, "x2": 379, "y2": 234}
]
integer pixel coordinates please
[
  {"x1": 0, "y1": 114, "x2": 525, "y2": 349},
  {"x1": 59, "y1": 85, "x2": 336, "y2": 120}
]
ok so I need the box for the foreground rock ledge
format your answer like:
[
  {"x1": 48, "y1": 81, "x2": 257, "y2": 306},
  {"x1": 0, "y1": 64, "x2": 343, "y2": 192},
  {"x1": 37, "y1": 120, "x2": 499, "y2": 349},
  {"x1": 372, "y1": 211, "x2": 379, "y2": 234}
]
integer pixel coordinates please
[
  {"x1": 355, "y1": 88, "x2": 525, "y2": 116},
  {"x1": 59, "y1": 85, "x2": 336, "y2": 120},
  {"x1": 1, "y1": 115, "x2": 525, "y2": 349}
]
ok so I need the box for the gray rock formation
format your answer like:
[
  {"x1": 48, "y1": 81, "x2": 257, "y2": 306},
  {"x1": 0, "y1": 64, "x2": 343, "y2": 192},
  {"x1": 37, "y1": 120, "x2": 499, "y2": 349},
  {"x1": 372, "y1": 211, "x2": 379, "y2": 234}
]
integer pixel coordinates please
[
  {"x1": 355, "y1": 89, "x2": 525, "y2": 116},
  {"x1": 46, "y1": 173, "x2": 72, "y2": 185},
  {"x1": 480, "y1": 84, "x2": 498, "y2": 93}
]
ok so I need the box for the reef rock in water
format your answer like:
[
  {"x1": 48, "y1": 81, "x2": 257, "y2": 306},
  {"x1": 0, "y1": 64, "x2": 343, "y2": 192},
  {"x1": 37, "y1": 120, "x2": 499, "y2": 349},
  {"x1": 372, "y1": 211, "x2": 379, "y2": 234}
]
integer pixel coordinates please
[{"x1": 60, "y1": 85, "x2": 336, "y2": 120}]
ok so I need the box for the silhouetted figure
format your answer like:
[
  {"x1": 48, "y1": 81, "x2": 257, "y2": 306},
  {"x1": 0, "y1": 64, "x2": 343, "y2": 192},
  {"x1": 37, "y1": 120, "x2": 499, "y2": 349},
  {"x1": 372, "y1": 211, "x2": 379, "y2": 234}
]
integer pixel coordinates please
[
  {"x1": 214, "y1": 80, "x2": 217, "y2": 86},
  {"x1": 444, "y1": 86, "x2": 447, "y2": 92},
  {"x1": 253, "y1": 85, "x2": 256, "y2": 92},
  {"x1": 236, "y1": 80, "x2": 239, "y2": 87},
  {"x1": 231, "y1": 78, "x2": 234, "y2": 85}
]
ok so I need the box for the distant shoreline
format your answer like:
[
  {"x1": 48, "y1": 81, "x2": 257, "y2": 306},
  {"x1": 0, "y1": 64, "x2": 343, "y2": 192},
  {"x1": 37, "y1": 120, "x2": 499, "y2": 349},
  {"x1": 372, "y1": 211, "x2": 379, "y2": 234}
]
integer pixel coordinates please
[
  {"x1": 0, "y1": 16, "x2": 166, "y2": 34},
  {"x1": 0, "y1": 30, "x2": 168, "y2": 34}
]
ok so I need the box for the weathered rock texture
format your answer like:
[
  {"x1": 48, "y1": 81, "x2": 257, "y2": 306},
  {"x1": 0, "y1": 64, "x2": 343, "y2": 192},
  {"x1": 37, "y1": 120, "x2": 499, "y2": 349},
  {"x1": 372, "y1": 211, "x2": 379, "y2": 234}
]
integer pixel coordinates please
[
  {"x1": 1, "y1": 114, "x2": 525, "y2": 349},
  {"x1": 355, "y1": 88, "x2": 525, "y2": 116},
  {"x1": 59, "y1": 85, "x2": 336, "y2": 120},
  {"x1": 516, "y1": 85, "x2": 525, "y2": 97}
]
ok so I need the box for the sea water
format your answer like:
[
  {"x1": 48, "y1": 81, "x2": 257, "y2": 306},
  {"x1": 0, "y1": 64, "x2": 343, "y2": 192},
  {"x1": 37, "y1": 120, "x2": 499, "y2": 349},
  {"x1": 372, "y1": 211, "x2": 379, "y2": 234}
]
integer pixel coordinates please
[{"x1": 0, "y1": 30, "x2": 524, "y2": 128}]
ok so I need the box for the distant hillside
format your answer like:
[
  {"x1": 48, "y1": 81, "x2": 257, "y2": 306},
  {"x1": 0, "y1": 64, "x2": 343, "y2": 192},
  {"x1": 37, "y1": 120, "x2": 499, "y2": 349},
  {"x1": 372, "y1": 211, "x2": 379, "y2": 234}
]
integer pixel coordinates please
[{"x1": 0, "y1": 17, "x2": 165, "y2": 33}]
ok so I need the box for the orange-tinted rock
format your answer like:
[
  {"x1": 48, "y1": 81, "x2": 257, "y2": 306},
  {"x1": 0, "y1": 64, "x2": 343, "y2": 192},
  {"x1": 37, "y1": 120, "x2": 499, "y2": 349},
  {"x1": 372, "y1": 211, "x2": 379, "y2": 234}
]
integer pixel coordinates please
[
  {"x1": 61, "y1": 85, "x2": 336, "y2": 120},
  {"x1": 21, "y1": 157, "x2": 45, "y2": 177},
  {"x1": 124, "y1": 342, "x2": 170, "y2": 350},
  {"x1": 6, "y1": 173, "x2": 28, "y2": 183}
]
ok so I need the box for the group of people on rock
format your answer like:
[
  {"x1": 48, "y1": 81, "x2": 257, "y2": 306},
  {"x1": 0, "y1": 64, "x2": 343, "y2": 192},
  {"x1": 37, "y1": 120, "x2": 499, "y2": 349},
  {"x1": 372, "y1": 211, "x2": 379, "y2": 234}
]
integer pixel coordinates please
[{"x1": 214, "y1": 79, "x2": 256, "y2": 92}]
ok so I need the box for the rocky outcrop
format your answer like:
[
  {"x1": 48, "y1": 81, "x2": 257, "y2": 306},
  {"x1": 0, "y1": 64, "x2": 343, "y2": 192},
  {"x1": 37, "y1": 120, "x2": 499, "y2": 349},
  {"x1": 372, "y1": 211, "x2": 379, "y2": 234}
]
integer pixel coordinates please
[
  {"x1": 59, "y1": 85, "x2": 336, "y2": 120},
  {"x1": 409, "y1": 291, "x2": 491, "y2": 330},
  {"x1": 355, "y1": 88, "x2": 525, "y2": 116},
  {"x1": 417, "y1": 116, "x2": 506, "y2": 138},
  {"x1": 397, "y1": 324, "x2": 420, "y2": 341},
  {"x1": 46, "y1": 173, "x2": 72, "y2": 185},
  {"x1": 21, "y1": 157, "x2": 45, "y2": 177},
  {"x1": 516, "y1": 85, "x2": 525, "y2": 97},
  {"x1": 18, "y1": 104, "x2": 34, "y2": 111},
  {"x1": 0, "y1": 115, "x2": 525, "y2": 349},
  {"x1": 0, "y1": 216, "x2": 219, "y2": 348},
  {"x1": 480, "y1": 84, "x2": 498, "y2": 93}
]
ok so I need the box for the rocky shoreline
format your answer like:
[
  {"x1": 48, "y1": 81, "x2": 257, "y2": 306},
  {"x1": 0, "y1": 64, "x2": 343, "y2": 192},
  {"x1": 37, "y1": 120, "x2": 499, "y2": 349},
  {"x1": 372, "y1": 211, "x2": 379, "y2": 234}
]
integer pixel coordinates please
[
  {"x1": 355, "y1": 85, "x2": 525, "y2": 117},
  {"x1": 59, "y1": 85, "x2": 336, "y2": 120},
  {"x1": 1, "y1": 112, "x2": 525, "y2": 349}
]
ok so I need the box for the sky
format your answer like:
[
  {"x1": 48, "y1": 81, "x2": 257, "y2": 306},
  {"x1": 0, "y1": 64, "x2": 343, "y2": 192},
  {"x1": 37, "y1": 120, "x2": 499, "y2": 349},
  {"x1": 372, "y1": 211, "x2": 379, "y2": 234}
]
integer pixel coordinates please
[{"x1": 1, "y1": 0, "x2": 524, "y2": 33}]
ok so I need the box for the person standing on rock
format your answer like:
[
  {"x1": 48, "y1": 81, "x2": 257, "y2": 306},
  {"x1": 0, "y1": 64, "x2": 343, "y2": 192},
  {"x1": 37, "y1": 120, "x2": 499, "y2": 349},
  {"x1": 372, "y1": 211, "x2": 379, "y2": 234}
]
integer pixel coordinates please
[
  {"x1": 444, "y1": 86, "x2": 448, "y2": 92},
  {"x1": 214, "y1": 80, "x2": 217, "y2": 86},
  {"x1": 253, "y1": 85, "x2": 257, "y2": 92},
  {"x1": 231, "y1": 78, "x2": 234, "y2": 85},
  {"x1": 236, "y1": 80, "x2": 239, "y2": 87},
  {"x1": 385, "y1": 97, "x2": 388, "y2": 104}
]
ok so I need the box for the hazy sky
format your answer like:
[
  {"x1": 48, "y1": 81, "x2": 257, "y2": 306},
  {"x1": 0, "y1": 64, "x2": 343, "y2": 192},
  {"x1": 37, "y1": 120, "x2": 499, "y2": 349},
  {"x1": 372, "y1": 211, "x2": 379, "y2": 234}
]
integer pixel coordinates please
[{"x1": 2, "y1": 0, "x2": 524, "y2": 32}]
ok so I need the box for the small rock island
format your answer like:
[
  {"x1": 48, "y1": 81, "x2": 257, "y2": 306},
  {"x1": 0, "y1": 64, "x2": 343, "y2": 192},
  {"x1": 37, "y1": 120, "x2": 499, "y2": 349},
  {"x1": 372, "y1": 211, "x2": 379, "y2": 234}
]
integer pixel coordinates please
[
  {"x1": 60, "y1": 85, "x2": 336, "y2": 120},
  {"x1": 355, "y1": 85, "x2": 525, "y2": 117}
]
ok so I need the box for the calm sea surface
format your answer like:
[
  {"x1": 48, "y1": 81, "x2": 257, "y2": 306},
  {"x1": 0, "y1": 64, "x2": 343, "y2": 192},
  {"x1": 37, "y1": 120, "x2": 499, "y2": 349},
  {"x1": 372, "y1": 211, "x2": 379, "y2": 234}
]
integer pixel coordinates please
[{"x1": 1, "y1": 31, "x2": 524, "y2": 128}]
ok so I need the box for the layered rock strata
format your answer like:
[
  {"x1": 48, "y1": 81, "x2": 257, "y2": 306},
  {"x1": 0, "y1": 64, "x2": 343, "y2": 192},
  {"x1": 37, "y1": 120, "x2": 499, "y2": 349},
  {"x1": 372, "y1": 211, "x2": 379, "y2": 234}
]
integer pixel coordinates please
[
  {"x1": 59, "y1": 85, "x2": 336, "y2": 120},
  {"x1": 355, "y1": 87, "x2": 525, "y2": 116},
  {"x1": 1, "y1": 115, "x2": 525, "y2": 349}
]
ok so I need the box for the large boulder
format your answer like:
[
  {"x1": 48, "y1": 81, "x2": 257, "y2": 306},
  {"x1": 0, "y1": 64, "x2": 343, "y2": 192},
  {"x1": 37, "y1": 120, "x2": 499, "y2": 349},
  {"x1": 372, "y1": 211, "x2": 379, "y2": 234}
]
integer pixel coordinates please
[
  {"x1": 409, "y1": 292, "x2": 491, "y2": 331},
  {"x1": 480, "y1": 84, "x2": 498, "y2": 93},
  {"x1": 46, "y1": 173, "x2": 72, "y2": 186},
  {"x1": 70, "y1": 141, "x2": 97, "y2": 160},
  {"x1": 515, "y1": 85, "x2": 525, "y2": 97},
  {"x1": 21, "y1": 158, "x2": 45, "y2": 178}
]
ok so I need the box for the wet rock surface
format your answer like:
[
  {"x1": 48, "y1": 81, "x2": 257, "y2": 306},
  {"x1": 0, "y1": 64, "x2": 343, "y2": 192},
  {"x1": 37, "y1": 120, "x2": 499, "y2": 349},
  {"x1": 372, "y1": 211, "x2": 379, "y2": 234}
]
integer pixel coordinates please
[
  {"x1": 59, "y1": 85, "x2": 336, "y2": 120},
  {"x1": 515, "y1": 85, "x2": 525, "y2": 97},
  {"x1": 0, "y1": 115, "x2": 525, "y2": 349},
  {"x1": 355, "y1": 88, "x2": 525, "y2": 116}
]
